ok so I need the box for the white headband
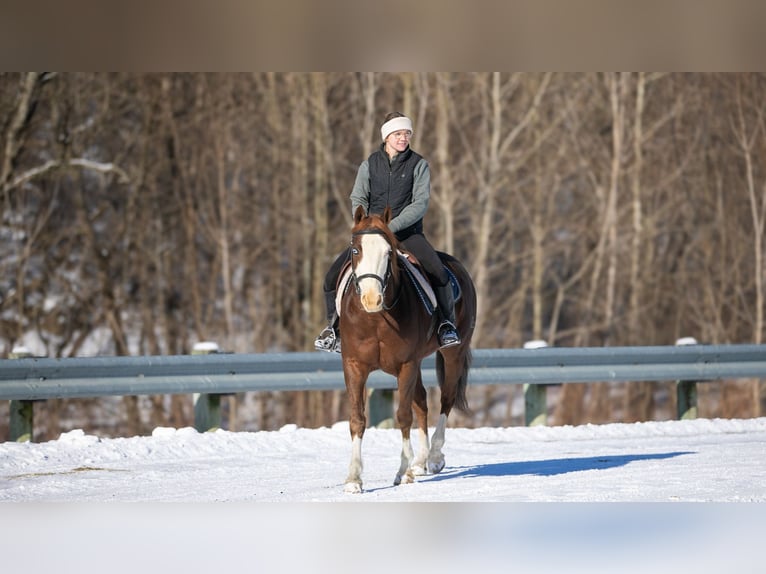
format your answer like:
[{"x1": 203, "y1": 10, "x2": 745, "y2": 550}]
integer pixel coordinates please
[{"x1": 380, "y1": 116, "x2": 413, "y2": 141}]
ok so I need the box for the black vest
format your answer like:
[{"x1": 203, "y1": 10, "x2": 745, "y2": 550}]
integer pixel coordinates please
[{"x1": 367, "y1": 145, "x2": 424, "y2": 239}]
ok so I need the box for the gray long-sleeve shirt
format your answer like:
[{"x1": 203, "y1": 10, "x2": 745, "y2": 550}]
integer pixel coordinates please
[{"x1": 349, "y1": 154, "x2": 431, "y2": 235}]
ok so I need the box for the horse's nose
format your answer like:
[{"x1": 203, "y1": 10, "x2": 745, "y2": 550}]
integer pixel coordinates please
[{"x1": 361, "y1": 289, "x2": 383, "y2": 312}]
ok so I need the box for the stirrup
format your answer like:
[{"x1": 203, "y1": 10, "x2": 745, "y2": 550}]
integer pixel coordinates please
[
  {"x1": 314, "y1": 327, "x2": 341, "y2": 353},
  {"x1": 437, "y1": 321, "x2": 460, "y2": 348}
]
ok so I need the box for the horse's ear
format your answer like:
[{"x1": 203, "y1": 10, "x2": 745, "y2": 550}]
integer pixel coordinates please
[
  {"x1": 382, "y1": 206, "x2": 392, "y2": 224},
  {"x1": 354, "y1": 205, "x2": 366, "y2": 224}
]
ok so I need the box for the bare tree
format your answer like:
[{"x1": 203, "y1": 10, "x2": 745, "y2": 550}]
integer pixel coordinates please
[{"x1": 4, "y1": 73, "x2": 766, "y2": 436}]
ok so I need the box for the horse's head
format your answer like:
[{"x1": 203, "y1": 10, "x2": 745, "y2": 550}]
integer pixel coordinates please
[{"x1": 350, "y1": 206, "x2": 399, "y2": 312}]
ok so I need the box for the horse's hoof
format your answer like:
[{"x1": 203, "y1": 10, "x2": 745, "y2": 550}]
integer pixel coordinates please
[
  {"x1": 344, "y1": 481, "x2": 362, "y2": 494},
  {"x1": 428, "y1": 458, "x2": 445, "y2": 474},
  {"x1": 394, "y1": 470, "x2": 415, "y2": 486}
]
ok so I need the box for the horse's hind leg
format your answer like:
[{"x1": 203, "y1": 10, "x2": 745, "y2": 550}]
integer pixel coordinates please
[
  {"x1": 410, "y1": 373, "x2": 430, "y2": 476},
  {"x1": 428, "y1": 413, "x2": 448, "y2": 474},
  {"x1": 428, "y1": 351, "x2": 461, "y2": 474}
]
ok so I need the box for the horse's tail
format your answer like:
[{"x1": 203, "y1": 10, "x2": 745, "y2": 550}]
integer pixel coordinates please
[{"x1": 436, "y1": 348, "x2": 473, "y2": 416}]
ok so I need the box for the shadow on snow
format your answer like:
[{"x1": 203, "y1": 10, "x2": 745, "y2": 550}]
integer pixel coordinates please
[{"x1": 422, "y1": 451, "x2": 695, "y2": 481}]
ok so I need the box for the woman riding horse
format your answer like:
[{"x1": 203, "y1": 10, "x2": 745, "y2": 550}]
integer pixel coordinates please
[
  {"x1": 315, "y1": 112, "x2": 460, "y2": 353},
  {"x1": 339, "y1": 206, "x2": 476, "y2": 492}
]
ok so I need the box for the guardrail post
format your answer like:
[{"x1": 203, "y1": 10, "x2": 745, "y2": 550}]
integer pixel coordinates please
[
  {"x1": 368, "y1": 389, "x2": 394, "y2": 428},
  {"x1": 9, "y1": 346, "x2": 34, "y2": 441},
  {"x1": 675, "y1": 337, "x2": 699, "y2": 420},
  {"x1": 523, "y1": 340, "x2": 549, "y2": 426},
  {"x1": 192, "y1": 342, "x2": 222, "y2": 432}
]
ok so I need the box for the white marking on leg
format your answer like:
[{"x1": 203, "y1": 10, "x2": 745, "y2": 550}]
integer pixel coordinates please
[
  {"x1": 428, "y1": 414, "x2": 447, "y2": 474},
  {"x1": 411, "y1": 427, "x2": 429, "y2": 476},
  {"x1": 344, "y1": 435, "x2": 363, "y2": 493},
  {"x1": 394, "y1": 437, "x2": 415, "y2": 485}
]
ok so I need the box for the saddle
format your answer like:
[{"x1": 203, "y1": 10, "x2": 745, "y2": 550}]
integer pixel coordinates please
[{"x1": 335, "y1": 252, "x2": 461, "y2": 316}]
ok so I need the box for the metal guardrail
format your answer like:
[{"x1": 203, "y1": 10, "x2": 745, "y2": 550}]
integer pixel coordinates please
[
  {"x1": 2, "y1": 344, "x2": 765, "y2": 440},
  {"x1": 2, "y1": 344, "x2": 764, "y2": 399}
]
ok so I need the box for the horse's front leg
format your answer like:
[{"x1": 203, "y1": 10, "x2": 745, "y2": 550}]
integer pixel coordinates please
[
  {"x1": 345, "y1": 433, "x2": 364, "y2": 494},
  {"x1": 343, "y1": 360, "x2": 369, "y2": 494},
  {"x1": 393, "y1": 362, "x2": 421, "y2": 486}
]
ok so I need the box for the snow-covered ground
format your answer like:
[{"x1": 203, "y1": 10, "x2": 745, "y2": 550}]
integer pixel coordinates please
[
  {"x1": 2, "y1": 417, "x2": 765, "y2": 502},
  {"x1": 1, "y1": 417, "x2": 764, "y2": 573}
]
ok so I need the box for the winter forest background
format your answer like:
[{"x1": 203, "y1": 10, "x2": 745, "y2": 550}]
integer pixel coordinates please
[{"x1": 1, "y1": 72, "x2": 765, "y2": 440}]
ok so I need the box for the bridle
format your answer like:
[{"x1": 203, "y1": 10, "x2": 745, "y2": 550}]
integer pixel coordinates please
[{"x1": 350, "y1": 228, "x2": 398, "y2": 309}]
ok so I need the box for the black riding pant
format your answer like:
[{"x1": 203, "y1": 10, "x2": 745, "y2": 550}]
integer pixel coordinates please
[
  {"x1": 322, "y1": 232, "x2": 447, "y2": 295},
  {"x1": 323, "y1": 247, "x2": 352, "y2": 294},
  {"x1": 321, "y1": 233, "x2": 451, "y2": 325},
  {"x1": 398, "y1": 233, "x2": 449, "y2": 286}
]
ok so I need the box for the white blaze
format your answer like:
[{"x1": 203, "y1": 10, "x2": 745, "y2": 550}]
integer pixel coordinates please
[{"x1": 356, "y1": 233, "x2": 390, "y2": 312}]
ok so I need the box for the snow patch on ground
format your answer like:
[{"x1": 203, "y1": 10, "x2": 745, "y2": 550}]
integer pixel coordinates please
[{"x1": 1, "y1": 417, "x2": 765, "y2": 502}]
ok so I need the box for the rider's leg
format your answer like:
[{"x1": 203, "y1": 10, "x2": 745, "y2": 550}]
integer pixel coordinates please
[
  {"x1": 433, "y1": 280, "x2": 460, "y2": 348},
  {"x1": 400, "y1": 234, "x2": 460, "y2": 348},
  {"x1": 314, "y1": 248, "x2": 349, "y2": 352},
  {"x1": 314, "y1": 289, "x2": 340, "y2": 352}
]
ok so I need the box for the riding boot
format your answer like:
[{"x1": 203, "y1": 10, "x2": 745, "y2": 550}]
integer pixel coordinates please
[
  {"x1": 314, "y1": 289, "x2": 341, "y2": 353},
  {"x1": 434, "y1": 281, "x2": 461, "y2": 348}
]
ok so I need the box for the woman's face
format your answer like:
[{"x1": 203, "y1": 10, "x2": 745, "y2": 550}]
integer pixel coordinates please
[{"x1": 385, "y1": 130, "x2": 412, "y2": 156}]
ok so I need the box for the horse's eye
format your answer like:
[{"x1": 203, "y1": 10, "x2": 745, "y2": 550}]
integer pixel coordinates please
[{"x1": 351, "y1": 248, "x2": 359, "y2": 256}]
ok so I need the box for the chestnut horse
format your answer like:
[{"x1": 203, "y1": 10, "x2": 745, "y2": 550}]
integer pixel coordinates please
[{"x1": 339, "y1": 206, "x2": 476, "y2": 493}]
